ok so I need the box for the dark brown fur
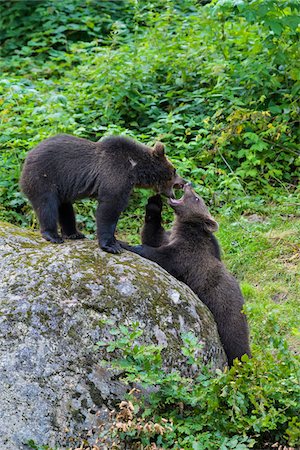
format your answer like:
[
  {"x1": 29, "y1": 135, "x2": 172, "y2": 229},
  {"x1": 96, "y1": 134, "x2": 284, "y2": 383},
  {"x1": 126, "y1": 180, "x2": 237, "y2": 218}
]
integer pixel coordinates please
[
  {"x1": 141, "y1": 194, "x2": 170, "y2": 247},
  {"x1": 20, "y1": 134, "x2": 184, "y2": 253},
  {"x1": 122, "y1": 186, "x2": 251, "y2": 366}
]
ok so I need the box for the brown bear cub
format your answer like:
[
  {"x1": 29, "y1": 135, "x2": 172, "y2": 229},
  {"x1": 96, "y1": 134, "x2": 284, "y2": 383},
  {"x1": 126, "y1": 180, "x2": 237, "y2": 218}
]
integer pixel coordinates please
[
  {"x1": 121, "y1": 185, "x2": 251, "y2": 366},
  {"x1": 20, "y1": 134, "x2": 184, "y2": 254}
]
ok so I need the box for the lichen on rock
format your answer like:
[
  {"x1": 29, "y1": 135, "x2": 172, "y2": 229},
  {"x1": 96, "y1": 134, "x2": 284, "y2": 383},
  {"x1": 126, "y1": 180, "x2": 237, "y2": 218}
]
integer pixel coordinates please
[{"x1": 0, "y1": 221, "x2": 226, "y2": 449}]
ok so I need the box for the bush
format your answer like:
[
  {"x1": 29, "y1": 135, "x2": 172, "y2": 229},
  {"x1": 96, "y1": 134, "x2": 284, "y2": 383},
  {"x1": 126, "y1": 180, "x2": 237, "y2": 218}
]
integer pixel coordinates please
[
  {"x1": 0, "y1": 1, "x2": 135, "y2": 57},
  {"x1": 0, "y1": 0, "x2": 299, "y2": 230},
  {"x1": 97, "y1": 323, "x2": 300, "y2": 449}
]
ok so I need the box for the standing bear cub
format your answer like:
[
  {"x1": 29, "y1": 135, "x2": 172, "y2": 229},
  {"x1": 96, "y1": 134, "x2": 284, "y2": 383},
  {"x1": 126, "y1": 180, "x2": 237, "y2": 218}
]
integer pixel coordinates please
[
  {"x1": 20, "y1": 134, "x2": 184, "y2": 254},
  {"x1": 121, "y1": 185, "x2": 251, "y2": 366}
]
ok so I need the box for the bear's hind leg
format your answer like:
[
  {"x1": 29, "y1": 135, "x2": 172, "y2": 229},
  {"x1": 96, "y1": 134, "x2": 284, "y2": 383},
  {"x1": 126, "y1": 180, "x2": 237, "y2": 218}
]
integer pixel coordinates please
[
  {"x1": 31, "y1": 192, "x2": 63, "y2": 243},
  {"x1": 59, "y1": 202, "x2": 85, "y2": 240}
]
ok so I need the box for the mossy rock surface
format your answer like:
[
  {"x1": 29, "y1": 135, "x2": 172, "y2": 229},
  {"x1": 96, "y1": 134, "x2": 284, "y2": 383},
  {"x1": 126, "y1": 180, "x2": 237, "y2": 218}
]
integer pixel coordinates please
[{"x1": 0, "y1": 221, "x2": 226, "y2": 449}]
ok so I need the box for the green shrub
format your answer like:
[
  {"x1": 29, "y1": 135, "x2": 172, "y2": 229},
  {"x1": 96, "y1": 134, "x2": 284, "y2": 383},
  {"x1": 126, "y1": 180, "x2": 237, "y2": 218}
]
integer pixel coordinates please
[
  {"x1": 0, "y1": 0, "x2": 299, "y2": 230},
  {"x1": 0, "y1": 1, "x2": 135, "y2": 57},
  {"x1": 97, "y1": 323, "x2": 300, "y2": 449}
]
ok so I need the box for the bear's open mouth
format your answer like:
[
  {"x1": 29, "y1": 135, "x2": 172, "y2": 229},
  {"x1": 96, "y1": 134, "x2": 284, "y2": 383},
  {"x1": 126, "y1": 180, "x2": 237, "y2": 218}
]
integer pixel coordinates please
[
  {"x1": 168, "y1": 195, "x2": 184, "y2": 206},
  {"x1": 173, "y1": 181, "x2": 185, "y2": 189},
  {"x1": 168, "y1": 183, "x2": 193, "y2": 205}
]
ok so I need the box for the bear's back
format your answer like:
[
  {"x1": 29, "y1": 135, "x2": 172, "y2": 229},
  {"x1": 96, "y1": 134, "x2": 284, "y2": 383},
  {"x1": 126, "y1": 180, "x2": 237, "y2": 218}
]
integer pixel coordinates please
[
  {"x1": 99, "y1": 135, "x2": 151, "y2": 158},
  {"x1": 20, "y1": 135, "x2": 99, "y2": 193}
]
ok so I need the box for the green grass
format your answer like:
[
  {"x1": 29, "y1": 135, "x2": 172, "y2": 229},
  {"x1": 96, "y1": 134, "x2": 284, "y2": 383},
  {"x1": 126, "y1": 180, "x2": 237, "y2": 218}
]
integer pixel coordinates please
[{"x1": 218, "y1": 210, "x2": 300, "y2": 354}]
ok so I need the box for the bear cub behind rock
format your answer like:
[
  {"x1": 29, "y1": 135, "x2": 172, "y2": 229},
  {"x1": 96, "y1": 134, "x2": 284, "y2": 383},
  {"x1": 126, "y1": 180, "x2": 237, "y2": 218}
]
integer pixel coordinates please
[
  {"x1": 122, "y1": 185, "x2": 251, "y2": 366},
  {"x1": 20, "y1": 134, "x2": 184, "y2": 254}
]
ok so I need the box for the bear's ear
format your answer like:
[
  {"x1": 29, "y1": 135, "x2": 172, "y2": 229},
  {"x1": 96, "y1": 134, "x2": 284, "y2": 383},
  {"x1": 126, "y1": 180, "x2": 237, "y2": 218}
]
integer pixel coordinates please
[
  {"x1": 203, "y1": 217, "x2": 219, "y2": 233},
  {"x1": 153, "y1": 142, "x2": 165, "y2": 157}
]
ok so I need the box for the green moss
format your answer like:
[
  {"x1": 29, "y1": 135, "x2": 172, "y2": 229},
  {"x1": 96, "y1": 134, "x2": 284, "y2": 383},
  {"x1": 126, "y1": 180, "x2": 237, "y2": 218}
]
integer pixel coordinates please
[{"x1": 37, "y1": 311, "x2": 51, "y2": 324}]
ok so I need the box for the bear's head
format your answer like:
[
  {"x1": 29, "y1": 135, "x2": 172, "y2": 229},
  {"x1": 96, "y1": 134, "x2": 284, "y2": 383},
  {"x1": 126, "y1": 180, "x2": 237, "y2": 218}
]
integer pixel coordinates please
[
  {"x1": 151, "y1": 142, "x2": 185, "y2": 198},
  {"x1": 168, "y1": 183, "x2": 218, "y2": 232}
]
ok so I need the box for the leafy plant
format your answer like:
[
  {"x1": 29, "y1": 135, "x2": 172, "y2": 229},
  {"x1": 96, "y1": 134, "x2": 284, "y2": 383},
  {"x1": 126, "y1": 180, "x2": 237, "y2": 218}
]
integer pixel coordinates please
[
  {"x1": 97, "y1": 323, "x2": 300, "y2": 449},
  {"x1": 27, "y1": 440, "x2": 56, "y2": 450},
  {"x1": 1, "y1": 0, "x2": 299, "y2": 230},
  {"x1": 0, "y1": 1, "x2": 136, "y2": 58}
]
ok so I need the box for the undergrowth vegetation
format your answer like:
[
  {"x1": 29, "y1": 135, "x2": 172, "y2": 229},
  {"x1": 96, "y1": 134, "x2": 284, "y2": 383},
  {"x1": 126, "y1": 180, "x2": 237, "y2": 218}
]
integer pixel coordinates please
[
  {"x1": 96, "y1": 322, "x2": 299, "y2": 450},
  {"x1": 0, "y1": 0, "x2": 299, "y2": 229},
  {"x1": 1, "y1": 0, "x2": 299, "y2": 448}
]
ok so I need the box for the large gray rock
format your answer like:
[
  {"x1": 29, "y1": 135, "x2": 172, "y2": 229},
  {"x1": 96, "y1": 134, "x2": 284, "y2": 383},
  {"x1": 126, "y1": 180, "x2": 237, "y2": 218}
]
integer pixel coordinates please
[{"x1": 0, "y1": 222, "x2": 226, "y2": 449}]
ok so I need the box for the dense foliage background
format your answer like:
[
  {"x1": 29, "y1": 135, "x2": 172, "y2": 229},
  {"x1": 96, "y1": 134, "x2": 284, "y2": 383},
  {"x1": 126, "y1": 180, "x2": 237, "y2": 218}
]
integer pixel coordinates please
[
  {"x1": 1, "y1": 1, "x2": 299, "y2": 449},
  {"x1": 0, "y1": 0, "x2": 299, "y2": 229}
]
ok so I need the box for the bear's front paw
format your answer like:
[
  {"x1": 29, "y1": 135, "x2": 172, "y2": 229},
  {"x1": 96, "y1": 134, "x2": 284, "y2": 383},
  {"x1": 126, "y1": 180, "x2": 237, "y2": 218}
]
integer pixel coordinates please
[
  {"x1": 42, "y1": 231, "x2": 64, "y2": 244},
  {"x1": 145, "y1": 194, "x2": 163, "y2": 218},
  {"x1": 120, "y1": 242, "x2": 144, "y2": 256},
  {"x1": 119, "y1": 240, "x2": 132, "y2": 251},
  {"x1": 101, "y1": 240, "x2": 123, "y2": 254}
]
